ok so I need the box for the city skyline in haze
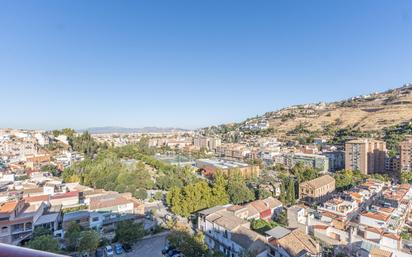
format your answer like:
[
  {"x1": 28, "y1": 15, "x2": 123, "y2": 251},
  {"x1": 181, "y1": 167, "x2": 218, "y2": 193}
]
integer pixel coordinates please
[{"x1": 0, "y1": 1, "x2": 411, "y2": 130}]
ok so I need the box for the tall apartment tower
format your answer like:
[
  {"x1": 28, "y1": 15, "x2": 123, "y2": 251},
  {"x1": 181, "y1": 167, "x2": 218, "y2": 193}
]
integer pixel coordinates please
[
  {"x1": 345, "y1": 139, "x2": 387, "y2": 175},
  {"x1": 400, "y1": 136, "x2": 412, "y2": 171}
]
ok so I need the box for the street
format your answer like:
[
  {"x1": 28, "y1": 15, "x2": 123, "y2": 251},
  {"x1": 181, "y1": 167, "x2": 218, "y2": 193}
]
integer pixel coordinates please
[{"x1": 119, "y1": 232, "x2": 168, "y2": 257}]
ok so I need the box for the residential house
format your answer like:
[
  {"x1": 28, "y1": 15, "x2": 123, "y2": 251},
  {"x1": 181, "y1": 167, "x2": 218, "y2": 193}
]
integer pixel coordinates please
[
  {"x1": 198, "y1": 205, "x2": 267, "y2": 257},
  {"x1": 266, "y1": 226, "x2": 321, "y2": 257}
]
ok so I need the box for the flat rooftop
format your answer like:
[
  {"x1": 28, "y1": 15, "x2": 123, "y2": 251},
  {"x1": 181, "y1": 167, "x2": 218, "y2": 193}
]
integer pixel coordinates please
[{"x1": 196, "y1": 159, "x2": 251, "y2": 169}]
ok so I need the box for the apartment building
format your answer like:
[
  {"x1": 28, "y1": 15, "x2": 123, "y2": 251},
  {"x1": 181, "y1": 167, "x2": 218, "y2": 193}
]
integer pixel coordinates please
[
  {"x1": 385, "y1": 156, "x2": 400, "y2": 174},
  {"x1": 0, "y1": 200, "x2": 48, "y2": 245},
  {"x1": 299, "y1": 175, "x2": 335, "y2": 203},
  {"x1": 215, "y1": 143, "x2": 251, "y2": 160},
  {"x1": 193, "y1": 136, "x2": 221, "y2": 151},
  {"x1": 345, "y1": 139, "x2": 387, "y2": 175},
  {"x1": 284, "y1": 153, "x2": 329, "y2": 173},
  {"x1": 322, "y1": 151, "x2": 345, "y2": 172},
  {"x1": 400, "y1": 136, "x2": 412, "y2": 171}
]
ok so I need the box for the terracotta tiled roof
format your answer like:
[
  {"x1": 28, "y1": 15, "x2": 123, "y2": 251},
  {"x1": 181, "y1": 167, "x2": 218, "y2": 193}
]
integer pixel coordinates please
[
  {"x1": 349, "y1": 192, "x2": 362, "y2": 199},
  {"x1": 263, "y1": 197, "x2": 282, "y2": 209},
  {"x1": 366, "y1": 227, "x2": 384, "y2": 235},
  {"x1": 0, "y1": 201, "x2": 18, "y2": 213},
  {"x1": 227, "y1": 205, "x2": 245, "y2": 212},
  {"x1": 370, "y1": 248, "x2": 393, "y2": 257},
  {"x1": 321, "y1": 211, "x2": 338, "y2": 219},
  {"x1": 89, "y1": 195, "x2": 131, "y2": 210},
  {"x1": 24, "y1": 195, "x2": 49, "y2": 203},
  {"x1": 382, "y1": 233, "x2": 400, "y2": 241},
  {"x1": 313, "y1": 225, "x2": 328, "y2": 230},
  {"x1": 361, "y1": 211, "x2": 390, "y2": 221},
  {"x1": 249, "y1": 200, "x2": 270, "y2": 213},
  {"x1": 377, "y1": 207, "x2": 395, "y2": 214},
  {"x1": 277, "y1": 229, "x2": 320, "y2": 257},
  {"x1": 300, "y1": 175, "x2": 335, "y2": 189},
  {"x1": 51, "y1": 191, "x2": 79, "y2": 200}
]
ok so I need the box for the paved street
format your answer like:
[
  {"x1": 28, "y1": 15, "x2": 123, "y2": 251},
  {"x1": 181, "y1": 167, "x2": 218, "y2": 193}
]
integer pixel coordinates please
[{"x1": 120, "y1": 232, "x2": 168, "y2": 257}]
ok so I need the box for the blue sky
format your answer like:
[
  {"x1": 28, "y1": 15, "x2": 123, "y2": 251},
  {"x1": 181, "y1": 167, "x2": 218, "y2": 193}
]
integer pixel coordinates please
[{"x1": 0, "y1": 1, "x2": 411, "y2": 130}]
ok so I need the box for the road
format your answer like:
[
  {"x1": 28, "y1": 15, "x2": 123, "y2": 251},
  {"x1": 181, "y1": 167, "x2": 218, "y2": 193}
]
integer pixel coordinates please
[{"x1": 120, "y1": 233, "x2": 168, "y2": 257}]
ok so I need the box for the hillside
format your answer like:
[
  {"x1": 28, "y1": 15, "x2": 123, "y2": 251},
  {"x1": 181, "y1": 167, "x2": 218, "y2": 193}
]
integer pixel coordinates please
[{"x1": 255, "y1": 84, "x2": 412, "y2": 137}]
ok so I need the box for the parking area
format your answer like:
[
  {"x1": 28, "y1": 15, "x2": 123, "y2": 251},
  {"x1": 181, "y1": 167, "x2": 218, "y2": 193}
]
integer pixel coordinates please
[{"x1": 118, "y1": 232, "x2": 168, "y2": 257}]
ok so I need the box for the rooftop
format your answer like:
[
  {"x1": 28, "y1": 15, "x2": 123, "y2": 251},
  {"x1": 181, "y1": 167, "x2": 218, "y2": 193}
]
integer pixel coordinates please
[
  {"x1": 266, "y1": 226, "x2": 291, "y2": 239},
  {"x1": 300, "y1": 175, "x2": 335, "y2": 189},
  {"x1": 0, "y1": 201, "x2": 18, "y2": 213},
  {"x1": 361, "y1": 211, "x2": 390, "y2": 222},
  {"x1": 63, "y1": 211, "x2": 89, "y2": 222}
]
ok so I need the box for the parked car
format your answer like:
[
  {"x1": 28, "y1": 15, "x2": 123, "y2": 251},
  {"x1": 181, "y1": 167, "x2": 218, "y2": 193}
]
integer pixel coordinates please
[
  {"x1": 114, "y1": 243, "x2": 123, "y2": 255},
  {"x1": 123, "y1": 244, "x2": 133, "y2": 253},
  {"x1": 166, "y1": 249, "x2": 181, "y2": 257},
  {"x1": 105, "y1": 245, "x2": 114, "y2": 257},
  {"x1": 162, "y1": 245, "x2": 175, "y2": 255},
  {"x1": 95, "y1": 248, "x2": 104, "y2": 257}
]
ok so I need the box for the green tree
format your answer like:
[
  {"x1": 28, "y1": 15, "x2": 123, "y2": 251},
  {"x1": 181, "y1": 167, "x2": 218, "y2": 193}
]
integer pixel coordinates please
[
  {"x1": 274, "y1": 210, "x2": 288, "y2": 226},
  {"x1": 286, "y1": 178, "x2": 295, "y2": 204},
  {"x1": 401, "y1": 171, "x2": 412, "y2": 184},
  {"x1": 115, "y1": 220, "x2": 145, "y2": 246},
  {"x1": 41, "y1": 164, "x2": 60, "y2": 176},
  {"x1": 211, "y1": 171, "x2": 229, "y2": 205},
  {"x1": 334, "y1": 170, "x2": 364, "y2": 191},
  {"x1": 134, "y1": 188, "x2": 148, "y2": 200},
  {"x1": 257, "y1": 188, "x2": 272, "y2": 199},
  {"x1": 279, "y1": 182, "x2": 287, "y2": 204},
  {"x1": 32, "y1": 227, "x2": 52, "y2": 238},
  {"x1": 167, "y1": 230, "x2": 208, "y2": 257},
  {"x1": 78, "y1": 230, "x2": 99, "y2": 254},
  {"x1": 64, "y1": 221, "x2": 82, "y2": 251},
  {"x1": 167, "y1": 187, "x2": 184, "y2": 216},
  {"x1": 153, "y1": 191, "x2": 163, "y2": 201},
  {"x1": 227, "y1": 172, "x2": 255, "y2": 204},
  {"x1": 27, "y1": 235, "x2": 59, "y2": 253},
  {"x1": 250, "y1": 219, "x2": 277, "y2": 235}
]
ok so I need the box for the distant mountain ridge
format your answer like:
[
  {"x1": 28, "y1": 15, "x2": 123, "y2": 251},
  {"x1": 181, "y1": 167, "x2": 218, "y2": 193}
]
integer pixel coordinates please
[{"x1": 79, "y1": 126, "x2": 189, "y2": 134}]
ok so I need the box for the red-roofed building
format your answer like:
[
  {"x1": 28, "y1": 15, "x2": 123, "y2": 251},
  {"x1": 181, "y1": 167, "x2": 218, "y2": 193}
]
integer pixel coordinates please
[
  {"x1": 360, "y1": 211, "x2": 390, "y2": 230},
  {"x1": 50, "y1": 191, "x2": 79, "y2": 208}
]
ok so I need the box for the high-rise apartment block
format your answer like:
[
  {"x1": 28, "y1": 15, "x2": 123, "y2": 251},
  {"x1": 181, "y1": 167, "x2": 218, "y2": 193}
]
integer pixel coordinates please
[
  {"x1": 400, "y1": 136, "x2": 412, "y2": 171},
  {"x1": 345, "y1": 139, "x2": 387, "y2": 174}
]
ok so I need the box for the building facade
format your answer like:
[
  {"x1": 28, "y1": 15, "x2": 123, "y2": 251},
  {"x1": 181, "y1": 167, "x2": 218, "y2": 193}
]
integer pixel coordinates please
[
  {"x1": 299, "y1": 175, "x2": 335, "y2": 203},
  {"x1": 345, "y1": 139, "x2": 387, "y2": 175},
  {"x1": 400, "y1": 136, "x2": 412, "y2": 172}
]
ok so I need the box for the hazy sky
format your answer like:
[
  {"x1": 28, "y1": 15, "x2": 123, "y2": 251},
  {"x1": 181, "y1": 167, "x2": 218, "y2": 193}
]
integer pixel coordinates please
[{"x1": 0, "y1": 1, "x2": 411, "y2": 130}]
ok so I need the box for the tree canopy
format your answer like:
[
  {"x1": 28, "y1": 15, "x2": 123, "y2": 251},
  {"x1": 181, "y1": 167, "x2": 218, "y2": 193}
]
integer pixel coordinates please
[
  {"x1": 227, "y1": 172, "x2": 255, "y2": 204},
  {"x1": 115, "y1": 220, "x2": 145, "y2": 246},
  {"x1": 27, "y1": 235, "x2": 60, "y2": 254}
]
